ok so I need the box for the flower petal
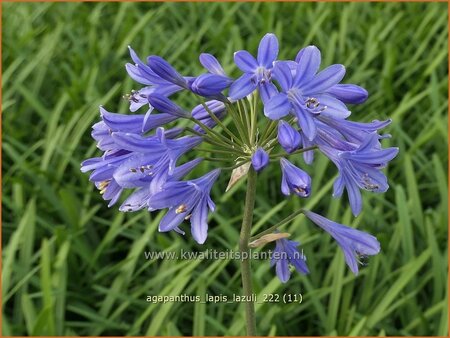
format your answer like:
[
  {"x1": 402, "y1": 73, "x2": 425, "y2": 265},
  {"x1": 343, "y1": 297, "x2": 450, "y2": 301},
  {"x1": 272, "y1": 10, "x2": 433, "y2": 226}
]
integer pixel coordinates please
[
  {"x1": 263, "y1": 93, "x2": 290, "y2": 120},
  {"x1": 199, "y1": 53, "x2": 226, "y2": 76},
  {"x1": 190, "y1": 197, "x2": 209, "y2": 244},
  {"x1": 229, "y1": 73, "x2": 257, "y2": 100},
  {"x1": 257, "y1": 33, "x2": 279, "y2": 68},
  {"x1": 191, "y1": 74, "x2": 232, "y2": 97},
  {"x1": 147, "y1": 56, "x2": 188, "y2": 88},
  {"x1": 148, "y1": 94, "x2": 189, "y2": 117},
  {"x1": 159, "y1": 208, "x2": 188, "y2": 232},
  {"x1": 294, "y1": 45, "x2": 321, "y2": 86},
  {"x1": 273, "y1": 61, "x2": 293, "y2": 92},
  {"x1": 275, "y1": 259, "x2": 291, "y2": 283},
  {"x1": 293, "y1": 104, "x2": 317, "y2": 141},
  {"x1": 327, "y1": 84, "x2": 368, "y2": 104},
  {"x1": 302, "y1": 64, "x2": 346, "y2": 94},
  {"x1": 234, "y1": 50, "x2": 258, "y2": 73},
  {"x1": 314, "y1": 94, "x2": 351, "y2": 119}
]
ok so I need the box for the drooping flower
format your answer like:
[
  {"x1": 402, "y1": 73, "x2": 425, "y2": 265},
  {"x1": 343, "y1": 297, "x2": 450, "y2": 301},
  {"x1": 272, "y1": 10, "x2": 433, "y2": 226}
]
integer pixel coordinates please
[
  {"x1": 280, "y1": 158, "x2": 311, "y2": 197},
  {"x1": 229, "y1": 33, "x2": 279, "y2": 102},
  {"x1": 148, "y1": 169, "x2": 221, "y2": 244},
  {"x1": 251, "y1": 147, "x2": 269, "y2": 172},
  {"x1": 319, "y1": 132, "x2": 399, "y2": 216},
  {"x1": 271, "y1": 237, "x2": 309, "y2": 283},
  {"x1": 277, "y1": 120, "x2": 301, "y2": 154},
  {"x1": 303, "y1": 210, "x2": 380, "y2": 275}
]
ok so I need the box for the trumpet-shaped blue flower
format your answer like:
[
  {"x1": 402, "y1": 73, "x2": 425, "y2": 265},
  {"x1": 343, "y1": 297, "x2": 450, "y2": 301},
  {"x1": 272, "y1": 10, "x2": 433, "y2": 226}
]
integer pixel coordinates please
[
  {"x1": 280, "y1": 158, "x2": 311, "y2": 197},
  {"x1": 148, "y1": 169, "x2": 221, "y2": 244},
  {"x1": 229, "y1": 33, "x2": 279, "y2": 101},
  {"x1": 319, "y1": 132, "x2": 399, "y2": 216},
  {"x1": 271, "y1": 237, "x2": 309, "y2": 283},
  {"x1": 303, "y1": 210, "x2": 380, "y2": 275}
]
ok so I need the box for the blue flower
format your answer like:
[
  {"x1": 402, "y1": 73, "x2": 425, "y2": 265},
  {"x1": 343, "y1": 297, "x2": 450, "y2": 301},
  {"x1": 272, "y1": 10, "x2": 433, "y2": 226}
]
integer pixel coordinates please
[
  {"x1": 319, "y1": 132, "x2": 399, "y2": 216},
  {"x1": 319, "y1": 116, "x2": 392, "y2": 144},
  {"x1": 264, "y1": 50, "x2": 349, "y2": 140},
  {"x1": 280, "y1": 158, "x2": 311, "y2": 197},
  {"x1": 125, "y1": 47, "x2": 185, "y2": 113},
  {"x1": 229, "y1": 33, "x2": 279, "y2": 101},
  {"x1": 303, "y1": 210, "x2": 380, "y2": 275},
  {"x1": 148, "y1": 169, "x2": 221, "y2": 244},
  {"x1": 271, "y1": 237, "x2": 309, "y2": 283},
  {"x1": 190, "y1": 53, "x2": 233, "y2": 99},
  {"x1": 277, "y1": 120, "x2": 301, "y2": 154},
  {"x1": 99, "y1": 106, "x2": 178, "y2": 136},
  {"x1": 119, "y1": 158, "x2": 203, "y2": 213},
  {"x1": 251, "y1": 147, "x2": 269, "y2": 172},
  {"x1": 81, "y1": 150, "x2": 132, "y2": 207},
  {"x1": 111, "y1": 127, "x2": 202, "y2": 177}
]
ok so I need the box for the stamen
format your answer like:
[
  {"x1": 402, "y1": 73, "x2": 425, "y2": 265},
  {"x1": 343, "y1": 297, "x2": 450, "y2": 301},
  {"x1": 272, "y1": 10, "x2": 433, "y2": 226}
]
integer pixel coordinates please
[
  {"x1": 362, "y1": 173, "x2": 379, "y2": 191},
  {"x1": 293, "y1": 186, "x2": 306, "y2": 195},
  {"x1": 306, "y1": 97, "x2": 320, "y2": 109},
  {"x1": 176, "y1": 204, "x2": 188, "y2": 214}
]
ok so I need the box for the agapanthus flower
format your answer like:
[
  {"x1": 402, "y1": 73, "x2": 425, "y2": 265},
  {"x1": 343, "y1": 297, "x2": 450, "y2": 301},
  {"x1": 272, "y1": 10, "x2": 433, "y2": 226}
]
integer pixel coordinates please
[
  {"x1": 280, "y1": 158, "x2": 311, "y2": 197},
  {"x1": 271, "y1": 237, "x2": 309, "y2": 282},
  {"x1": 229, "y1": 33, "x2": 279, "y2": 102},
  {"x1": 303, "y1": 210, "x2": 380, "y2": 274},
  {"x1": 148, "y1": 169, "x2": 221, "y2": 244},
  {"x1": 318, "y1": 131, "x2": 399, "y2": 216},
  {"x1": 265, "y1": 50, "x2": 352, "y2": 140},
  {"x1": 82, "y1": 32, "x2": 397, "y2": 289}
]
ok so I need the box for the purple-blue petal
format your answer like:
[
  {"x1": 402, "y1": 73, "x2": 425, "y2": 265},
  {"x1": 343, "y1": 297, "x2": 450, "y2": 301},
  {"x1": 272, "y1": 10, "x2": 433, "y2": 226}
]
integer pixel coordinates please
[
  {"x1": 264, "y1": 93, "x2": 290, "y2": 120},
  {"x1": 273, "y1": 61, "x2": 293, "y2": 92},
  {"x1": 302, "y1": 64, "x2": 346, "y2": 94},
  {"x1": 229, "y1": 73, "x2": 257, "y2": 100},
  {"x1": 234, "y1": 50, "x2": 258, "y2": 73},
  {"x1": 147, "y1": 56, "x2": 188, "y2": 88},
  {"x1": 327, "y1": 84, "x2": 368, "y2": 104},
  {"x1": 294, "y1": 45, "x2": 321, "y2": 87},
  {"x1": 148, "y1": 94, "x2": 189, "y2": 117},
  {"x1": 199, "y1": 53, "x2": 226, "y2": 76},
  {"x1": 251, "y1": 147, "x2": 269, "y2": 172},
  {"x1": 257, "y1": 33, "x2": 279, "y2": 68}
]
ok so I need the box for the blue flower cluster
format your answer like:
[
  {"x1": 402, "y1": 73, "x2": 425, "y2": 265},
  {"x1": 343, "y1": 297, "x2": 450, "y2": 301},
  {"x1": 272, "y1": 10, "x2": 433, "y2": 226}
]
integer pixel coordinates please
[{"x1": 81, "y1": 33, "x2": 398, "y2": 281}]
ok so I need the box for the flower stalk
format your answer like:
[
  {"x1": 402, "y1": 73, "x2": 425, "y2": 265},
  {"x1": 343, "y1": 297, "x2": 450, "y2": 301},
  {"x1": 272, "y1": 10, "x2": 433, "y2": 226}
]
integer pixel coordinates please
[{"x1": 239, "y1": 166, "x2": 257, "y2": 336}]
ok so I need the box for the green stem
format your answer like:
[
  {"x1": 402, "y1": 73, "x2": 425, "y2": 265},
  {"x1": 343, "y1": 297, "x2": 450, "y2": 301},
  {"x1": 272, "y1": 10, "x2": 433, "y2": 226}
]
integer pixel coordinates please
[
  {"x1": 201, "y1": 102, "x2": 244, "y2": 147},
  {"x1": 240, "y1": 167, "x2": 257, "y2": 336},
  {"x1": 270, "y1": 145, "x2": 318, "y2": 159}
]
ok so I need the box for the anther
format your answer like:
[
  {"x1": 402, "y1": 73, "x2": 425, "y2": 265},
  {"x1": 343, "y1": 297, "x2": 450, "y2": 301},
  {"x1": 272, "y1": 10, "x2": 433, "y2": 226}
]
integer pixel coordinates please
[{"x1": 176, "y1": 204, "x2": 188, "y2": 214}]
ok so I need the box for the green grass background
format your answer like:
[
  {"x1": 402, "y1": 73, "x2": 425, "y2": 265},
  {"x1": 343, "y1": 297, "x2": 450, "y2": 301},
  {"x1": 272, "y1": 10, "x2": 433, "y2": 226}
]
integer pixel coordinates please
[{"x1": 2, "y1": 2, "x2": 448, "y2": 336}]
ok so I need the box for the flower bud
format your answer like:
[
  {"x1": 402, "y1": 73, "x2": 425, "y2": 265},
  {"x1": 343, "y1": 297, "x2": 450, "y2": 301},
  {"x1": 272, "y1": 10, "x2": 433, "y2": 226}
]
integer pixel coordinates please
[
  {"x1": 251, "y1": 147, "x2": 269, "y2": 172},
  {"x1": 278, "y1": 120, "x2": 301, "y2": 153}
]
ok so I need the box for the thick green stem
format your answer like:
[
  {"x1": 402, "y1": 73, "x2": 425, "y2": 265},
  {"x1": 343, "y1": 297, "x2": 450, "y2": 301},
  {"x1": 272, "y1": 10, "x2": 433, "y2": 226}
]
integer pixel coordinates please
[{"x1": 239, "y1": 167, "x2": 257, "y2": 336}]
